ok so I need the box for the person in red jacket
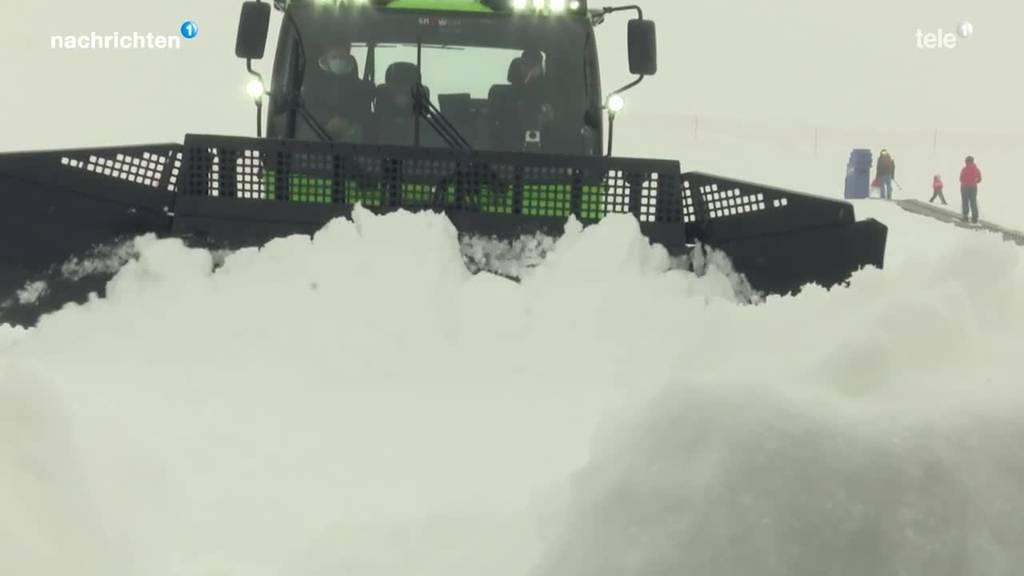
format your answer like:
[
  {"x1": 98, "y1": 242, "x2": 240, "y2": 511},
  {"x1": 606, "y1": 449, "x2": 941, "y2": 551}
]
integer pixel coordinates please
[
  {"x1": 930, "y1": 174, "x2": 947, "y2": 205},
  {"x1": 959, "y1": 156, "x2": 983, "y2": 223}
]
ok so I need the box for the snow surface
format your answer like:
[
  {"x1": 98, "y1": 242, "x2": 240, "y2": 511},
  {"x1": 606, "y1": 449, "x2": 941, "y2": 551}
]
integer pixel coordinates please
[{"x1": 1, "y1": 202, "x2": 1023, "y2": 575}]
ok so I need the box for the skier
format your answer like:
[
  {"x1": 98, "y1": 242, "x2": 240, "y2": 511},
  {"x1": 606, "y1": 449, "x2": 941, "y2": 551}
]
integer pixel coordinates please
[
  {"x1": 876, "y1": 150, "x2": 896, "y2": 200},
  {"x1": 930, "y1": 174, "x2": 947, "y2": 205},
  {"x1": 959, "y1": 156, "x2": 983, "y2": 224}
]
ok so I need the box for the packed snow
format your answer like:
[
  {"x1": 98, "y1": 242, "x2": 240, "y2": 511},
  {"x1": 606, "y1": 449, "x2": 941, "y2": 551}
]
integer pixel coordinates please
[{"x1": 1, "y1": 201, "x2": 1023, "y2": 575}]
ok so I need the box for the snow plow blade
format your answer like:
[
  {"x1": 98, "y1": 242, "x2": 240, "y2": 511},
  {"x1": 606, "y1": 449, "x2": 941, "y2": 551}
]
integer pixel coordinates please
[{"x1": 0, "y1": 134, "x2": 886, "y2": 325}]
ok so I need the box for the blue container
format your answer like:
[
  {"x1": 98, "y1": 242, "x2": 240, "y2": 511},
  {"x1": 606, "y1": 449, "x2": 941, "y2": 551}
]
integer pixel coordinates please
[{"x1": 844, "y1": 148, "x2": 873, "y2": 199}]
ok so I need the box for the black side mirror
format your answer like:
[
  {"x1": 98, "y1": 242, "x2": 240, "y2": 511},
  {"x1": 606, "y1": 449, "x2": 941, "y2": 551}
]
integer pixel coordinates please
[
  {"x1": 627, "y1": 19, "x2": 657, "y2": 76},
  {"x1": 236, "y1": 1, "x2": 272, "y2": 60}
]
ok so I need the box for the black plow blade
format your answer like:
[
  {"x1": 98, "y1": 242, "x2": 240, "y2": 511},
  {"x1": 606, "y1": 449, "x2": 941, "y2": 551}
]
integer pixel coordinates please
[{"x1": 0, "y1": 135, "x2": 886, "y2": 326}]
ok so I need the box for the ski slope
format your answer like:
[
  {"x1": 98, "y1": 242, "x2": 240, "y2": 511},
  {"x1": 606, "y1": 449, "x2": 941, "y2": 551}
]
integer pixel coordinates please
[
  {"x1": 1, "y1": 201, "x2": 1023, "y2": 575},
  {"x1": 897, "y1": 199, "x2": 1024, "y2": 246}
]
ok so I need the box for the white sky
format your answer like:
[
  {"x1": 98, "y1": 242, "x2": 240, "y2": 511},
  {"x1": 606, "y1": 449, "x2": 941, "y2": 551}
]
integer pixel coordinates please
[{"x1": 0, "y1": 0, "x2": 1020, "y2": 152}]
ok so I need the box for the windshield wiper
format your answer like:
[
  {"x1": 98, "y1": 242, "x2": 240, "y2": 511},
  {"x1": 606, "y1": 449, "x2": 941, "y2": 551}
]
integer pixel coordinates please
[
  {"x1": 293, "y1": 102, "x2": 333, "y2": 142},
  {"x1": 411, "y1": 84, "x2": 473, "y2": 153},
  {"x1": 284, "y1": 11, "x2": 334, "y2": 143}
]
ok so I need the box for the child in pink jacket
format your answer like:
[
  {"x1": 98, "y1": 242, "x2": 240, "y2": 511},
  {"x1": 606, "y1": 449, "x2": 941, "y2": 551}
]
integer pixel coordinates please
[{"x1": 930, "y1": 174, "x2": 947, "y2": 205}]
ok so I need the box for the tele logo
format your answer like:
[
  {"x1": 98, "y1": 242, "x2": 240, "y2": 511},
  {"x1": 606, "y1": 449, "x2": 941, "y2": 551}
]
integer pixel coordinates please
[{"x1": 916, "y1": 21, "x2": 974, "y2": 49}]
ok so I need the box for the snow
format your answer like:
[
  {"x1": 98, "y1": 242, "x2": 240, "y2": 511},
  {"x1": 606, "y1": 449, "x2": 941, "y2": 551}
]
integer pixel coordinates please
[{"x1": 1, "y1": 201, "x2": 1023, "y2": 575}]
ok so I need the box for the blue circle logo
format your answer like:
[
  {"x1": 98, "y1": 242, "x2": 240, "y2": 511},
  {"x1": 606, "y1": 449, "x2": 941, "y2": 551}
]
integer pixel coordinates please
[{"x1": 180, "y1": 21, "x2": 199, "y2": 40}]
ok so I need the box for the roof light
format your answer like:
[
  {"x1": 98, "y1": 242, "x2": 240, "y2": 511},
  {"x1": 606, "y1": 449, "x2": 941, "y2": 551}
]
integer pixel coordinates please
[
  {"x1": 282, "y1": 0, "x2": 587, "y2": 13},
  {"x1": 313, "y1": 0, "x2": 369, "y2": 6},
  {"x1": 506, "y1": 0, "x2": 579, "y2": 12}
]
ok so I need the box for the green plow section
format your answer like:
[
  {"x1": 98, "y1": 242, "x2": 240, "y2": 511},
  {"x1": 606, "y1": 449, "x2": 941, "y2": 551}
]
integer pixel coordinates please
[
  {"x1": 260, "y1": 172, "x2": 609, "y2": 220},
  {"x1": 261, "y1": 173, "x2": 383, "y2": 206}
]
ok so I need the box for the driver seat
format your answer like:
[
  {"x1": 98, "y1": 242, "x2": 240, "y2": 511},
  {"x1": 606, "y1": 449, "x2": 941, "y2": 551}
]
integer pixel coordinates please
[{"x1": 374, "y1": 62, "x2": 430, "y2": 145}]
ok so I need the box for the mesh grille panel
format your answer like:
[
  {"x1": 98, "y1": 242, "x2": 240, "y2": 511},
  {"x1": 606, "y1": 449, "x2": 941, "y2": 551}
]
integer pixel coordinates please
[
  {"x1": 682, "y1": 177, "x2": 787, "y2": 222},
  {"x1": 181, "y1": 136, "x2": 684, "y2": 225},
  {"x1": 61, "y1": 149, "x2": 179, "y2": 190},
  {"x1": 52, "y1": 137, "x2": 826, "y2": 237}
]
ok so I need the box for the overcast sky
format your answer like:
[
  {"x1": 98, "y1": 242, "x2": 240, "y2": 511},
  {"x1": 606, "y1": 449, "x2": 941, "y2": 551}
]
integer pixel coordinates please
[{"x1": 1, "y1": 0, "x2": 1020, "y2": 152}]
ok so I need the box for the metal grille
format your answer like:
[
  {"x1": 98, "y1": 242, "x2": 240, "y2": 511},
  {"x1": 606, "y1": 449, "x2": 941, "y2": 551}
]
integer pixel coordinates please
[
  {"x1": 681, "y1": 175, "x2": 799, "y2": 224},
  {"x1": 684, "y1": 179, "x2": 770, "y2": 221},
  {"x1": 181, "y1": 135, "x2": 683, "y2": 225},
  {"x1": 60, "y1": 147, "x2": 181, "y2": 191},
  {"x1": 681, "y1": 181, "x2": 698, "y2": 223},
  {"x1": 49, "y1": 136, "x2": 852, "y2": 244},
  {"x1": 168, "y1": 152, "x2": 182, "y2": 192}
]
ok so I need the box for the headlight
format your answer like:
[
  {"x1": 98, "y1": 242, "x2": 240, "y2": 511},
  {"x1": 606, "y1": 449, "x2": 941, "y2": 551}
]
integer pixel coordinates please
[
  {"x1": 607, "y1": 94, "x2": 625, "y2": 113},
  {"x1": 246, "y1": 78, "x2": 266, "y2": 99}
]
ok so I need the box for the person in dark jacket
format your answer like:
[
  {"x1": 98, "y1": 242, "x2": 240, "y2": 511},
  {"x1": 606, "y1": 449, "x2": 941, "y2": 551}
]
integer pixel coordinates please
[
  {"x1": 959, "y1": 155, "x2": 983, "y2": 224},
  {"x1": 514, "y1": 49, "x2": 554, "y2": 123},
  {"x1": 519, "y1": 48, "x2": 546, "y2": 87},
  {"x1": 876, "y1": 149, "x2": 896, "y2": 200},
  {"x1": 501, "y1": 49, "x2": 555, "y2": 150},
  {"x1": 930, "y1": 174, "x2": 947, "y2": 205},
  {"x1": 303, "y1": 39, "x2": 372, "y2": 142}
]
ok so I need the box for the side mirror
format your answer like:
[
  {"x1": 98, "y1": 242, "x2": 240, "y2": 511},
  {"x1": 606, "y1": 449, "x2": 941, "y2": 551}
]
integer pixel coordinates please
[
  {"x1": 627, "y1": 19, "x2": 657, "y2": 76},
  {"x1": 236, "y1": 1, "x2": 272, "y2": 60}
]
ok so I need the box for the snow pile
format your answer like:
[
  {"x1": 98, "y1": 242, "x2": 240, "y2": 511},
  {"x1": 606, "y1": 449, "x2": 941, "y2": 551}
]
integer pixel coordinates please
[
  {"x1": 2, "y1": 204, "x2": 1023, "y2": 575},
  {"x1": 58, "y1": 241, "x2": 140, "y2": 282},
  {"x1": 0, "y1": 208, "x2": 738, "y2": 575},
  {"x1": 460, "y1": 233, "x2": 558, "y2": 279},
  {"x1": 536, "y1": 204, "x2": 1024, "y2": 576},
  {"x1": 13, "y1": 281, "x2": 48, "y2": 306}
]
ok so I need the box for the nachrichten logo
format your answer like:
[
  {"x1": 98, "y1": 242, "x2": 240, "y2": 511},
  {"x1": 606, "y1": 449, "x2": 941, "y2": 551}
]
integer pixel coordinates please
[{"x1": 50, "y1": 20, "x2": 199, "y2": 50}]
